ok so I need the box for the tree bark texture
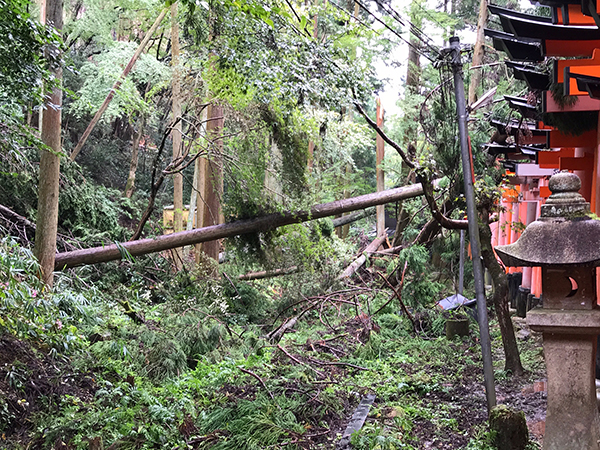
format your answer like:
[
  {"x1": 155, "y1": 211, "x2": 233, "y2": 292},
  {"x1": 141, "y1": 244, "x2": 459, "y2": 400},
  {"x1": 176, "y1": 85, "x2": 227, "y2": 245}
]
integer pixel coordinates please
[
  {"x1": 468, "y1": 0, "x2": 488, "y2": 105},
  {"x1": 194, "y1": 153, "x2": 207, "y2": 261},
  {"x1": 479, "y1": 220, "x2": 524, "y2": 375},
  {"x1": 34, "y1": 0, "x2": 63, "y2": 287},
  {"x1": 202, "y1": 102, "x2": 224, "y2": 261},
  {"x1": 54, "y1": 182, "x2": 435, "y2": 270},
  {"x1": 338, "y1": 235, "x2": 387, "y2": 280},
  {"x1": 392, "y1": 202, "x2": 410, "y2": 247}
]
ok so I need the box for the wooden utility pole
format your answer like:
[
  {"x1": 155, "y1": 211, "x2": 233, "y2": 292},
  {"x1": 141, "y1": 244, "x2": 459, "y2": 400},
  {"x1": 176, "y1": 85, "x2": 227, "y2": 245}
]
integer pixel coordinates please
[
  {"x1": 376, "y1": 98, "x2": 385, "y2": 236},
  {"x1": 171, "y1": 1, "x2": 183, "y2": 268},
  {"x1": 34, "y1": 0, "x2": 62, "y2": 287}
]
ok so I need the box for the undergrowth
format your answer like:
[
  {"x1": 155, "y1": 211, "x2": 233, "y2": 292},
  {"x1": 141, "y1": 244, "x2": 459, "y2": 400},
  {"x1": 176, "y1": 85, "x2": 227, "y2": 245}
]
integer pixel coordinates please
[{"x1": 0, "y1": 235, "x2": 546, "y2": 450}]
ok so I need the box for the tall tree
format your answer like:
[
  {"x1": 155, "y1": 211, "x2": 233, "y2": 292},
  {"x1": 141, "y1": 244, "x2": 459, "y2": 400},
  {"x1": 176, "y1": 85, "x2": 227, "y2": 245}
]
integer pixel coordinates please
[
  {"x1": 468, "y1": 0, "x2": 488, "y2": 105},
  {"x1": 201, "y1": 4, "x2": 224, "y2": 264},
  {"x1": 34, "y1": 0, "x2": 63, "y2": 287},
  {"x1": 201, "y1": 104, "x2": 224, "y2": 262},
  {"x1": 171, "y1": 1, "x2": 184, "y2": 268}
]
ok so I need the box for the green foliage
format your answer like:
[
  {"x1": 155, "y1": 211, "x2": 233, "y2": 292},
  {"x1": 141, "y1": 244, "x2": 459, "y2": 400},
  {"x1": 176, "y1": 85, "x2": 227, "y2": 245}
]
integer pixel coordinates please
[
  {"x1": 0, "y1": 238, "x2": 89, "y2": 353},
  {"x1": 36, "y1": 379, "x2": 193, "y2": 449},
  {"x1": 198, "y1": 394, "x2": 307, "y2": 450},
  {"x1": 0, "y1": 152, "x2": 136, "y2": 242},
  {"x1": 222, "y1": 280, "x2": 270, "y2": 324},
  {"x1": 68, "y1": 41, "x2": 170, "y2": 122},
  {"x1": 541, "y1": 110, "x2": 599, "y2": 136},
  {"x1": 0, "y1": 0, "x2": 61, "y2": 105},
  {"x1": 395, "y1": 245, "x2": 446, "y2": 309},
  {"x1": 350, "y1": 421, "x2": 414, "y2": 450},
  {"x1": 65, "y1": 0, "x2": 164, "y2": 48},
  {"x1": 58, "y1": 163, "x2": 133, "y2": 242}
]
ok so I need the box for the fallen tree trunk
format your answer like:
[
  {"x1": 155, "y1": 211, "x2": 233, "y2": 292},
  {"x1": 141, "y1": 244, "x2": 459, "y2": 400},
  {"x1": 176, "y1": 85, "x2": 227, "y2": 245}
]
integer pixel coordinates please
[
  {"x1": 332, "y1": 208, "x2": 375, "y2": 228},
  {"x1": 54, "y1": 182, "x2": 435, "y2": 270},
  {"x1": 338, "y1": 235, "x2": 387, "y2": 280}
]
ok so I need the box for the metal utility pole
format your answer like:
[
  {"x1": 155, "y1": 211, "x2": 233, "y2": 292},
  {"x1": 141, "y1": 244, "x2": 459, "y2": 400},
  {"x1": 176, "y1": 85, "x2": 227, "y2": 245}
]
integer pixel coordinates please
[
  {"x1": 448, "y1": 36, "x2": 496, "y2": 413},
  {"x1": 458, "y1": 229, "x2": 465, "y2": 295}
]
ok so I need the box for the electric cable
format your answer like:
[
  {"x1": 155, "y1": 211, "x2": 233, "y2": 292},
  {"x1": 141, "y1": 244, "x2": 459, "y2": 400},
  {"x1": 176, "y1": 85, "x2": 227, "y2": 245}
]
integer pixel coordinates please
[
  {"x1": 371, "y1": 0, "x2": 441, "y2": 58},
  {"x1": 353, "y1": 0, "x2": 437, "y2": 62}
]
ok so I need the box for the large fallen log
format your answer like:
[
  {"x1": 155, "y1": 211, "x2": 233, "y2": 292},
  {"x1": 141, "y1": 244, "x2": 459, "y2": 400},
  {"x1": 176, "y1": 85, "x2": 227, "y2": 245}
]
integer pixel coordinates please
[{"x1": 54, "y1": 182, "x2": 434, "y2": 270}]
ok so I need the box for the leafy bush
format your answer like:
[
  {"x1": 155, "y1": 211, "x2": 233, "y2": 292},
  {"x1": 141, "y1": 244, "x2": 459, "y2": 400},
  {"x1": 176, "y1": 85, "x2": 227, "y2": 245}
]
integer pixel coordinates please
[{"x1": 0, "y1": 237, "x2": 89, "y2": 353}]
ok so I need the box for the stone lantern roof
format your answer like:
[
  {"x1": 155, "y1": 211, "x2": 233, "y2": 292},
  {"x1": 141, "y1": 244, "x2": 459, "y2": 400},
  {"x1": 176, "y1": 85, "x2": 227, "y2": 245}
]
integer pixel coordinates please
[{"x1": 495, "y1": 172, "x2": 600, "y2": 267}]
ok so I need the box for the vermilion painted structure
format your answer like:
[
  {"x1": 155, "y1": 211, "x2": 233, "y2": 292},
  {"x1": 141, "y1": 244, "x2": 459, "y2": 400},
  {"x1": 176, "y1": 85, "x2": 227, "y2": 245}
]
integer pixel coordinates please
[{"x1": 486, "y1": 2, "x2": 600, "y2": 305}]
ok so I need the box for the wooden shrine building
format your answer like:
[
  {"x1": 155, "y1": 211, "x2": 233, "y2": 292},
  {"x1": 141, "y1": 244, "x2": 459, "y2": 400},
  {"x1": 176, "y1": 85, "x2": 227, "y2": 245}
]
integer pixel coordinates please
[{"x1": 484, "y1": 2, "x2": 600, "y2": 311}]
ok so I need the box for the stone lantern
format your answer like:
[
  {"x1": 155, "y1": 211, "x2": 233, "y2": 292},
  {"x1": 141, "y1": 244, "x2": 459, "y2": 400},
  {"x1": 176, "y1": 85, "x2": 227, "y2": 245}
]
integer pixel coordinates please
[{"x1": 496, "y1": 172, "x2": 600, "y2": 450}]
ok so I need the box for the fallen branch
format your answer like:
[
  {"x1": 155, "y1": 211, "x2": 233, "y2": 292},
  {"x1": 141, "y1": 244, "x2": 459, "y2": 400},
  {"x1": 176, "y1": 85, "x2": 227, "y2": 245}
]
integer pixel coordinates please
[
  {"x1": 373, "y1": 263, "x2": 413, "y2": 328},
  {"x1": 268, "y1": 316, "x2": 298, "y2": 344},
  {"x1": 238, "y1": 266, "x2": 298, "y2": 281},
  {"x1": 70, "y1": 7, "x2": 169, "y2": 161},
  {"x1": 237, "y1": 366, "x2": 274, "y2": 399},
  {"x1": 276, "y1": 344, "x2": 325, "y2": 377},
  {"x1": 306, "y1": 357, "x2": 368, "y2": 371},
  {"x1": 354, "y1": 100, "x2": 416, "y2": 170},
  {"x1": 420, "y1": 172, "x2": 468, "y2": 230},
  {"x1": 0, "y1": 204, "x2": 76, "y2": 251},
  {"x1": 338, "y1": 235, "x2": 387, "y2": 280},
  {"x1": 371, "y1": 245, "x2": 403, "y2": 256}
]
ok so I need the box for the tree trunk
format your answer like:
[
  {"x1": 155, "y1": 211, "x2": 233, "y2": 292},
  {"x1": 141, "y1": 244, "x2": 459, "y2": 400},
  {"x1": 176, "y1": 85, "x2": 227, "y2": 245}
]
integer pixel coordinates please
[
  {"x1": 333, "y1": 207, "x2": 374, "y2": 228},
  {"x1": 202, "y1": 102, "x2": 223, "y2": 262},
  {"x1": 194, "y1": 154, "x2": 207, "y2": 261},
  {"x1": 479, "y1": 218, "x2": 524, "y2": 375},
  {"x1": 54, "y1": 181, "x2": 435, "y2": 270},
  {"x1": 192, "y1": 106, "x2": 208, "y2": 260},
  {"x1": 392, "y1": 202, "x2": 410, "y2": 247},
  {"x1": 34, "y1": 0, "x2": 63, "y2": 287},
  {"x1": 468, "y1": 0, "x2": 488, "y2": 105},
  {"x1": 171, "y1": 1, "x2": 183, "y2": 268},
  {"x1": 124, "y1": 116, "x2": 145, "y2": 198},
  {"x1": 376, "y1": 99, "x2": 385, "y2": 237}
]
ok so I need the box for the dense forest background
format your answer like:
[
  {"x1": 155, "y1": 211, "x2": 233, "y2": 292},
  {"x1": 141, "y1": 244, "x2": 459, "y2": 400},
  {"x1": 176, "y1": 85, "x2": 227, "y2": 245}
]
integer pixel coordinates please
[{"x1": 0, "y1": 0, "x2": 547, "y2": 449}]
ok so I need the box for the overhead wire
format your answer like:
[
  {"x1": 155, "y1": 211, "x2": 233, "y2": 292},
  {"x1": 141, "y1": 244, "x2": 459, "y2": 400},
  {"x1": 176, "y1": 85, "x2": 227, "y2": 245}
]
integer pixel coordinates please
[
  {"x1": 352, "y1": 0, "x2": 437, "y2": 62},
  {"x1": 328, "y1": 0, "x2": 381, "y2": 34},
  {"x1": 371, "y1": 0, "x2": 441, "y2": 59}
]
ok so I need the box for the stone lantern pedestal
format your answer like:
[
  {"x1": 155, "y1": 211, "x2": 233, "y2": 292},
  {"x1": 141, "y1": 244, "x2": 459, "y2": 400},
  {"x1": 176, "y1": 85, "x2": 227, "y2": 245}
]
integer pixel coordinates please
[{"x1": 496, "y1": 172, "x2": 600, "y2": 450}]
